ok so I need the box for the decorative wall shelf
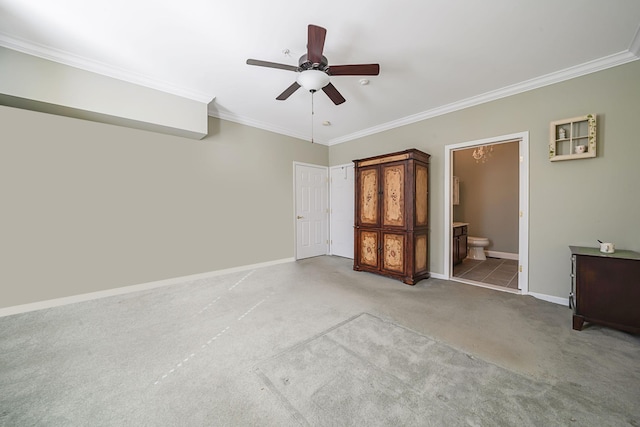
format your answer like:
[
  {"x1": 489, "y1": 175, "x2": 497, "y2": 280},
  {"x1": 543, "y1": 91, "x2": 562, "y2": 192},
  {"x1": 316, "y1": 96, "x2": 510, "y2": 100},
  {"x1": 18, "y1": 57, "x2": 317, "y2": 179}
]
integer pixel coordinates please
[{"x1": 549, "y1": 114, "x2": 596, "y2": 161}]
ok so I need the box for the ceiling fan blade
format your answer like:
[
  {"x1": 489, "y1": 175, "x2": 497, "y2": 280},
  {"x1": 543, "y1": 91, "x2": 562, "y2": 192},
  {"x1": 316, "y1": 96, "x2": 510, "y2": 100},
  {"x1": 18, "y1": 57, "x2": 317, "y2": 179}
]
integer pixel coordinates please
[
  {"x1": 276, "y1": 82, "x2": 301, "y2": 100},
  {"x1": 328, "y1": 64, "x2": 380, "y2": 76},
  {"x1": 322, "y1": 83, "x2": 346, "y2": 105},
  {"x1": 246, "y1": 59, "x2": 298, "y2": 72},
  {"x1": 307, "y1": 25, "x2": 327, "y2": 64}
]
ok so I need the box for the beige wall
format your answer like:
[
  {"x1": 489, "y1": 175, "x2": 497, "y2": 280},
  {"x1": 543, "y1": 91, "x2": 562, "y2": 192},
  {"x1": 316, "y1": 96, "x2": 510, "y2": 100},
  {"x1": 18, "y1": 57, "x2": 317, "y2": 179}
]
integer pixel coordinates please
[
  {"x1": 2, "y1": 59, "x2": 639, "y2": 308},
  {"x1": 453, "y1": 142, "x2": 519, "y2": 253},
  {"x1": 330, "y1": 60, "x2": 640, "y2": 299},
  {"x1": 0, "y1": 108, "x2": 327, "y2": 307}
]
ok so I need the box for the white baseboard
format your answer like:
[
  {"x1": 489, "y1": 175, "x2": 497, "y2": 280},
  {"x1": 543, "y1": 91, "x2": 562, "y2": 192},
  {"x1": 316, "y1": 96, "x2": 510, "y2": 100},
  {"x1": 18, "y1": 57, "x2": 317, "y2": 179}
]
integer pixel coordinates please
[
  {"x1": 528, "y1": 292, "x2": 569, "y2": 307},
  {"x1": 0, "y1": 257, "x2": 570, "y2": 317},
  {"x1": 485, "y1": 251, "x2": 519, "y2": 260},
  {"x1": 0, "y1": 257, "x2": 295, "y2": 318}
]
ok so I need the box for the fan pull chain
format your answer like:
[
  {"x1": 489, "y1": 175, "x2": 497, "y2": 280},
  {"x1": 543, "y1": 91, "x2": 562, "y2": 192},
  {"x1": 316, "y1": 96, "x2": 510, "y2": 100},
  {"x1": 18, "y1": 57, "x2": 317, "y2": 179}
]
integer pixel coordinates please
[{"x1": 311, "y1": 91, "x2": 315, "y2": 144}]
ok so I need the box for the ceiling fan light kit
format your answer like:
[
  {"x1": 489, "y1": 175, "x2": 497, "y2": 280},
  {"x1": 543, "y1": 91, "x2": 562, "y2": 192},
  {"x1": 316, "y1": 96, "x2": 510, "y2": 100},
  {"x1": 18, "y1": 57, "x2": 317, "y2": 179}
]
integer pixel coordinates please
[
  {"x1": 246, "y1": 24, "x2": 380, "y2": 105},
  {"x1": 297, "y1": 70, "x2": 330, "y2": 92}
]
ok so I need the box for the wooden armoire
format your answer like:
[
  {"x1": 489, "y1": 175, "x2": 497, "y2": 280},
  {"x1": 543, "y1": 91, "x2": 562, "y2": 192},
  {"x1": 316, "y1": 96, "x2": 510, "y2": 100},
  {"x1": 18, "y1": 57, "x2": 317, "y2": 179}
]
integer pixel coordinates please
[{"x1": 353, "y1": 149, "x2": 430, "y2": 285}]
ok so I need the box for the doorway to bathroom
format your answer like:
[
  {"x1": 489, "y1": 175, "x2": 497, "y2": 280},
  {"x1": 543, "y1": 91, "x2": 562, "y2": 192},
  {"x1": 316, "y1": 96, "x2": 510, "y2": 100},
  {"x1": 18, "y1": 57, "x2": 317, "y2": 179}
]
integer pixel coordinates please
[{"x1": 443, "y1": 132, "x2": 529, "y2": 295}]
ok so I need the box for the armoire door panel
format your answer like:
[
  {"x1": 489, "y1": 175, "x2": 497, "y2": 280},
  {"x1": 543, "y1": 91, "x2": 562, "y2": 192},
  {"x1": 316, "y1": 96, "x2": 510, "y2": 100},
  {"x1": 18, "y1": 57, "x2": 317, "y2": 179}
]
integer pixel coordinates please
[
  {"x1": 358, "y1": 167, "x2": 379, "y2": 226},
  {"x1": 414, "y1": 233, "x2": 428, "y2": 273},
  {"x1": 415, "y1": 164, "x2": 428, "y2": 227},
  {"x1": 382, "y1": 164, "x2": 405, "y2": 227},
  {"x1": 359, "y1": 230, "x2": 379, "y2": 268},
  {"x1": 383, "y1": 233, "x2": 405, "y2": 273}
]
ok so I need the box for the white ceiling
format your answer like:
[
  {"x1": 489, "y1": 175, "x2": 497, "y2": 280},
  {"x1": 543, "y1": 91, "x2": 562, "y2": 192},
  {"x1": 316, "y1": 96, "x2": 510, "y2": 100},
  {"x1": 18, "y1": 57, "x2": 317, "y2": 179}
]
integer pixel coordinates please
[{"x1": 1, "y1": 0, "x2": 640, "y2": 144}]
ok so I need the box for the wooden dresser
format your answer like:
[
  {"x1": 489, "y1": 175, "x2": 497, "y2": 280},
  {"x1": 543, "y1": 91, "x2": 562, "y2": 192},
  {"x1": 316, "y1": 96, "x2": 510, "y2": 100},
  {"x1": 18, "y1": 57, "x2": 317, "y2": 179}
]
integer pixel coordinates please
[
  {"x1": 353, "y1": 149, "x2": 430, "y2": 285},
  {"x1": 570, "y1": 246, "x2": 640, "y2": 334}
]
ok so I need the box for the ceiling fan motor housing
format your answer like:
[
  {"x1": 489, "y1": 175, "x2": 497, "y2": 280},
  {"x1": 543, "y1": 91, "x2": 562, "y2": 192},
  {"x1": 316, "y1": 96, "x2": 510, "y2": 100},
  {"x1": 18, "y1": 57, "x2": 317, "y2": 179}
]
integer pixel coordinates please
[{"x1": 298, "y1": 54, "x2": 329, "y2": 72}]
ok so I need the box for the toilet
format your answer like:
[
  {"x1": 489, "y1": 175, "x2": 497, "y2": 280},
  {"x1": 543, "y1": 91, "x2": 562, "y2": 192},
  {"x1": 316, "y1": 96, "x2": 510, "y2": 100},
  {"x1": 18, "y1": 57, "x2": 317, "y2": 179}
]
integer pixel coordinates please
[{"x1": 467, "y1": 236, "x2": 490, "y2": 260}]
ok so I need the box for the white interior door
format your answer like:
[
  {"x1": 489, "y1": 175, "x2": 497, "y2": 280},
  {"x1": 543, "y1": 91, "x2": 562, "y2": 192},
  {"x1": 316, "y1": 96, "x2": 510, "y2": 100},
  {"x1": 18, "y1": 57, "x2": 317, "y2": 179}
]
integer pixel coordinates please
[
  {"x1": 295, "y1": 163, "x2": 328, "y2": 259},
  {"x1": 330, "y1": 164, "x2": 354, "y2": 258}
]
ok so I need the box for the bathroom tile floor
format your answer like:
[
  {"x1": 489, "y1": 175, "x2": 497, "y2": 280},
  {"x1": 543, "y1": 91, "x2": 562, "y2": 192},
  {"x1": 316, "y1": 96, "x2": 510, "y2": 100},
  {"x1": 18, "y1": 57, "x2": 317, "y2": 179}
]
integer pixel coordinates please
[{"x1": 453, "y1": 257, "x2": 519, "y2": 290}]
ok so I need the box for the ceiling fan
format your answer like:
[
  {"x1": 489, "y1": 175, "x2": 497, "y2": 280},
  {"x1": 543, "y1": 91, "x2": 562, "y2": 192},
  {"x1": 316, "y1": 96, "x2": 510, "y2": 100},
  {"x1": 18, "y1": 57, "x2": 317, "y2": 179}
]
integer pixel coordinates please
[{"x1": 246, "y1": 24, "x2": 380, "y2": 105}]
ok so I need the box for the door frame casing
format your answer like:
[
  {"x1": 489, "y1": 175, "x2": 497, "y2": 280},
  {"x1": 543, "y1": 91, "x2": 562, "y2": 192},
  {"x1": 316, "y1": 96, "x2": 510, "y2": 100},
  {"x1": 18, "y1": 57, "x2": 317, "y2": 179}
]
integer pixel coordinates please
[
  {"x1": 443, "y1": 131, "x2": 529, "y2": 295},
  {"x1": 293, "y1": 162, "x2": 330, "y2": 260}
]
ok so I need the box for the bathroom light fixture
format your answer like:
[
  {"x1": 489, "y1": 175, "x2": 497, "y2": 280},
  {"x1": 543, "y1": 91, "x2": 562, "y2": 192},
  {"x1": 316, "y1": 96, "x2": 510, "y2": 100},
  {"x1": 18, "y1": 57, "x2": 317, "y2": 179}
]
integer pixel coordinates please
[{"x1": 472, "y1": 144, "x2": 494, "y2": 163}]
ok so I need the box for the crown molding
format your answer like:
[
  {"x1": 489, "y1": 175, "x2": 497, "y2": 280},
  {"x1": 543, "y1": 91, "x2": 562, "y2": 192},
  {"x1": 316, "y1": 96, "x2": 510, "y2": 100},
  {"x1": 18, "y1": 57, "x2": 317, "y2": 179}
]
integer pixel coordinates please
[
  {"x1": 3, "y1": 30, "x2": 637, "y2": 147},
  {"x1": 0, "y1": 32, "x2": 214, "y2": 104},
  {"x1": 327, "y1": 49, "x2": 640, "y2": 146}
]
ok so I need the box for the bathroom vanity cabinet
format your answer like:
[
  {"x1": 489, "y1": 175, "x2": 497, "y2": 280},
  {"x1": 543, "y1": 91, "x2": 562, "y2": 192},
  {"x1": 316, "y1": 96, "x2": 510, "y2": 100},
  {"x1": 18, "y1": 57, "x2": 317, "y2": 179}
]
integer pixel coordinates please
[
  {"x1": 452, "y1": 223, "x2": 468, "y2": 265},
  {"x1": 570, "y1": 246, "x2": 640, "y2": 334},
  {"x1": 353, "y1": 149, "x2": 430, "y2": 285}
]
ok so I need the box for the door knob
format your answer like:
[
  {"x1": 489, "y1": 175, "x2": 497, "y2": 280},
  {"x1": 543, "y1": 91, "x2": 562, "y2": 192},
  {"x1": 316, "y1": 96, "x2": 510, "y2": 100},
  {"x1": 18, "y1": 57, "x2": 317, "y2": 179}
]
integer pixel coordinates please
[{"x1": 297, "y1": 215, "x2": 304, "y2": 219}]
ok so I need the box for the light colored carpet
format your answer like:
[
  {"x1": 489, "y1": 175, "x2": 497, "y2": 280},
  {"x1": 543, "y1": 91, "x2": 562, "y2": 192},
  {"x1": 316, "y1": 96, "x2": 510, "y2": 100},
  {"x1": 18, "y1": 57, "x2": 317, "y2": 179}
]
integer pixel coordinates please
[
  {"x1": 1, "y1": 256, "x2": 639, "y2": 426},
  {"x1": 257, "y1": 312, "x2": 634, "y2": 426}
]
